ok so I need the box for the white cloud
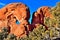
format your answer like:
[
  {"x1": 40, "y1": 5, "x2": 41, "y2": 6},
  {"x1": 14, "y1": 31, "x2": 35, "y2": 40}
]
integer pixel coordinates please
[{"x1": 0, "y1": 2, "x2": 5, "y2": 6}]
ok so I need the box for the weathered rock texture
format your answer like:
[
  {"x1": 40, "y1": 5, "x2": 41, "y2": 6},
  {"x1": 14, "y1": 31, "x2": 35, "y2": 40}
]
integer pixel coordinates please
[
  {"x1": 0, "y1": 3, "x2": 30, "y2": 37},
  {"x1": 0, "y1": 3, "x2": 54, "y2": 37},
  {"x1": 31, "y1": 6, "x2": 54, "y2": 30}
]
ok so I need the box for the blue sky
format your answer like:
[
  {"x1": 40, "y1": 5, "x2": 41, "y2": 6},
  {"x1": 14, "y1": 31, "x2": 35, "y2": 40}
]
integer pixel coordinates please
[{"x1": 0, "y1": 0, "x2": 60, "y2": 23}]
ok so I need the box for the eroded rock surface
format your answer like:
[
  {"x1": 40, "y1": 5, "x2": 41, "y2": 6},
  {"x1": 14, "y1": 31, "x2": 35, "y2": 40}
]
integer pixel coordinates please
[
  {"x1": 0, "y1": 3, "x2": 30, "y2": 37},
  {"x1": 31, "y1": 6, "x2": 54, "y2": 30},
  {"x1": 0, "y1": 3, "x2": 54, "y2": 38}
]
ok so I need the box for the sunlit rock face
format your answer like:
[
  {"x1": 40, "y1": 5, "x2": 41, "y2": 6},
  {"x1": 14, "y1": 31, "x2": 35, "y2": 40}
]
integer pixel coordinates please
[
  {"x1": 0, "y1": 3, "x2": 55, "y2": 38},
  {"x1": 0, "y1": 3, "x2": 30, "y2": 37},
  {"x1": 0, "y1": 9, "x2": 8, "y2": 28},
  {"x1": 0, "y1": 3, "x2": 53, "y2": 37}
]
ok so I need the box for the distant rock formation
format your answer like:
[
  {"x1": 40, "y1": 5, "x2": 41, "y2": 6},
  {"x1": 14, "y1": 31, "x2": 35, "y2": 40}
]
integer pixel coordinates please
[{"x1": 31, "y1": 6, "x2": 54, "y2": 30}]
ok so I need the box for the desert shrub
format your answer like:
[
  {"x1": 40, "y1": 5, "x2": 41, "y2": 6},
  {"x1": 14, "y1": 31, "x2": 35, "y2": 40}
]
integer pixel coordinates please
[{"x1": 0, "y1": 27, "x2": 9, "y2": 40}]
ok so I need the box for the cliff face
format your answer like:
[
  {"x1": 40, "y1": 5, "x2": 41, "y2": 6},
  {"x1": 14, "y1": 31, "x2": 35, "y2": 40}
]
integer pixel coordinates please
[{"x1": 0, "y1": 3, "x2": 54, "y2": 37}]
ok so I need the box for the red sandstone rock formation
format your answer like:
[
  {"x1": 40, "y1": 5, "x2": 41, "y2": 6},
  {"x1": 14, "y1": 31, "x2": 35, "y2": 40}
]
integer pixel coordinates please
[
  {"x1": 0, "y1": 9, "x2": 8, "y2": 28},
  {"x1": 31, "y1": 6, "x2": 54, "y2": 30},
  {"x1": 0, "y1": 3, "x2": 54, "y2": 38},
  {"x1": 0, "y1": 3, "x2": 30, "y2": 37}
]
